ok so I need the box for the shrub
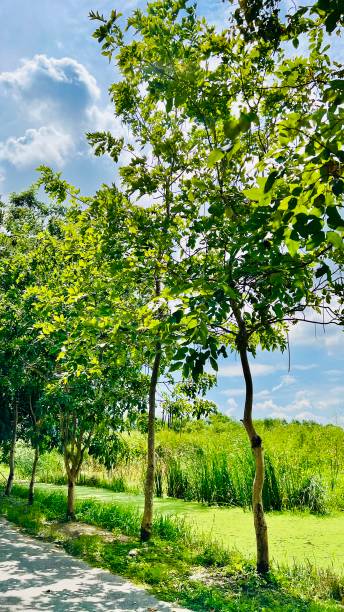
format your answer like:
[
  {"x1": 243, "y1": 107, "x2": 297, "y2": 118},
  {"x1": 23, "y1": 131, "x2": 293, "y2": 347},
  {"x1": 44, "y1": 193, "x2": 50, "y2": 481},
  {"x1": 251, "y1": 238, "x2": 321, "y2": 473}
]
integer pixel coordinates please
[{"x1": 292, "y1": 476, "x2": 328, "y2": 515}]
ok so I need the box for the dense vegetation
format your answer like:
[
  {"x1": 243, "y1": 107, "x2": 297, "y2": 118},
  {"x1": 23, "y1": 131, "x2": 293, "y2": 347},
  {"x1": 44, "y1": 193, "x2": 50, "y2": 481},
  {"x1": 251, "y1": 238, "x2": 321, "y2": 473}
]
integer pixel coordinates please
[
  {"x1": 2, "y1": 417, "x2": 343, "y2": 514},
  {"x1": 0, "y1": 0, "x2": 343, "y2": 591},
  {"x1": 1, "y1": 485, "x2": 343, "y2": 611}
]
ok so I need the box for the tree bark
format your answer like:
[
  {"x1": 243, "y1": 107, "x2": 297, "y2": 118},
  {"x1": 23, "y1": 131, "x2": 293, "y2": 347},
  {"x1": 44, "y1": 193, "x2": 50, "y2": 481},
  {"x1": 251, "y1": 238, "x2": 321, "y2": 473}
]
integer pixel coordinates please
[
  {"x1": 67, "y1": 477, "x2": 76, "y2": 520},
  {"x1": 230, "y1": 297, "x2": 269, "y2": 573},
  {"x1": 5, "y1": 403, "x2": 18, "y2": 496},
  {"x1": 141, "y1": 343, "x2": 161, "y2": 541},
  {"x1": 239, "y1": 343, "x2": 269, "y2": 574},
  {"x1": 28, "y1": 446, "x2": 40, "y2": 505},
  {"x1": 63, "y1": 426, "x2": 86, "y2": 521}
]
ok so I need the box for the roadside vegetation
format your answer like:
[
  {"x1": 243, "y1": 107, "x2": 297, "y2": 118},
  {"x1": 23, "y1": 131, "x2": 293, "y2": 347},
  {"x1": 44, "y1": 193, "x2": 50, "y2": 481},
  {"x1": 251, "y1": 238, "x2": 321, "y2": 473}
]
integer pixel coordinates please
[{"x1": 1, "y1": 485, "x2": 343, "y2": 611}]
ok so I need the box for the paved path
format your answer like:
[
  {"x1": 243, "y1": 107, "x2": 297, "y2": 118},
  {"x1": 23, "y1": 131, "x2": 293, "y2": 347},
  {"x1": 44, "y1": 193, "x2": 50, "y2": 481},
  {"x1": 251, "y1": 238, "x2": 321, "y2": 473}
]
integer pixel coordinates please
[{"x1": 0, "y1": 519, "x2": 189, "y2": 611}]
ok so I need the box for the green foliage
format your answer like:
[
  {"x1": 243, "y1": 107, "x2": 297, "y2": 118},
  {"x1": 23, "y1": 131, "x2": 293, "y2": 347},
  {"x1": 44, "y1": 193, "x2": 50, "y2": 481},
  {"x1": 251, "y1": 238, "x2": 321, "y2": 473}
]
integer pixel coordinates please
[
  {"x1": 22, "y1": 419, "x2": 344, "y2": 515},
  {"x1": 291, "y1": 476, "x2": 328, "y2": 516},
  {"x1": 1, "y1": 486, "x2": 343, "y2": 611},
  {"x1": 1, "y1": 0, "x2": 343, "y2": 576}
]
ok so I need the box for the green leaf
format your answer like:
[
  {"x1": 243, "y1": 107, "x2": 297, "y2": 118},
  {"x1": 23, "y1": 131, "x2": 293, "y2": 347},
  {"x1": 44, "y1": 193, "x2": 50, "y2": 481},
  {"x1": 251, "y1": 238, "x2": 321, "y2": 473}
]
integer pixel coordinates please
[
  {"x1": 264, "y1": 171, "x2": 279, "y2": 193},
  {"x1": 292, "y1": 38, "x2": 299, "y2": 48},
  {"x1": 315, "y1": 263, "x2": 330, "y2": 279},
  {"x1": 327, "y1": 231, "x2": 343, "y2": 249},
  {"x1": 169, "y1": 362, "x2": 183, "y2": 372},
  {"x1": 209, "y1": 356, "x2": 218, "y2": 371},
  {"x1": 285, "y1": 238, "x2": 300, "y2": 257},
  {"x1": 332, "y1": 179, "x2": 344, "y2": 196},
  {"x1": 327, "y1": 206, "x2": 344, "y2": 230},
  {"x1": 330, "y1": 80, "x2": 344, "y2": 91},
  {"x1": 171, "y1": 309, "x2": 183, "y2": 324},
  {"x1": 186, "y1": 317, "x2": 199, "y2": 329},
  {"x1": 243, "y1": 187, "x2": 263, "y2": 201},
  {"x1": 166, "y1": 97, "x2": 173, "y2": 113},
  {"x1": 207, "y1": 149, "x2": 225, "y2": 167},
  {"x1": 174, "y1": 346, "x2": 188, "y2": 360}
]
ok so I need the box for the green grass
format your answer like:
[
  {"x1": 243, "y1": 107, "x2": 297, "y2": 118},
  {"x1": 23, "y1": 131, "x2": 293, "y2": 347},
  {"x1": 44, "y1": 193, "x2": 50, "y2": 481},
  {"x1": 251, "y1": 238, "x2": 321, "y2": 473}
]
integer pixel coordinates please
[
  {"x1": 34, "y1": 482, "x2": 344, "y2": 574},
  {"x1": 1, "y1": 485, "x2": 343, "y2": 611},
  {"x1": 6, "y1": 418, "x2": 344, "y2": 514}
]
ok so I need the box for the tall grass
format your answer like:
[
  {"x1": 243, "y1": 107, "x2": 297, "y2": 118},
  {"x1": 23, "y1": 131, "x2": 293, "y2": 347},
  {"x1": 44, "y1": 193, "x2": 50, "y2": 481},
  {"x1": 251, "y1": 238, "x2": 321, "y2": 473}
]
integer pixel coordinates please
[{"x1": 6, "y1": 417, "x2": 344, "y2": 514}]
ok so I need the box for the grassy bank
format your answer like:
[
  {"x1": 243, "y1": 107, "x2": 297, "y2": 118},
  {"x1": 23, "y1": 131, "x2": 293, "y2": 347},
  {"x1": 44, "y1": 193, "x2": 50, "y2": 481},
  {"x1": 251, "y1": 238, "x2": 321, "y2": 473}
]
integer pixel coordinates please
[
  {"x1": 33, "y1": 482, "x2": 344, "y2": 574},
  {"x1": 1, "y1": 485, "x2": 343, "y2": 611}
]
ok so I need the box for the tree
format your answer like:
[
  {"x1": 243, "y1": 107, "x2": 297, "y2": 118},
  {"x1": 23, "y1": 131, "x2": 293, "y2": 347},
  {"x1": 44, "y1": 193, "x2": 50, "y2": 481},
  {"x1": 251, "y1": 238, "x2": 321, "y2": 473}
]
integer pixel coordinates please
[
  {"x1": 90, "y1": 0, "x2": 343, "y2": 572},
  {"x1": 228, "y1": 0, "x2": 344, "y2": 46},
  {"x1": 27, "y1": 179, "x2": 150, "y2": 519},
  {"x1": 161, "y1": 374, "x2": 217, "y2": 429},
  {"x1": 0, "y1": 188, "x2": 63, "y2": 497}
]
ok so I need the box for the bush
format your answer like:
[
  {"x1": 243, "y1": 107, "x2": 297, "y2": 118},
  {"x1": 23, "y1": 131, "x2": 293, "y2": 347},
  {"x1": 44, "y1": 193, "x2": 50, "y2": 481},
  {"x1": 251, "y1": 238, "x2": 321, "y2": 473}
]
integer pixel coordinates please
[{"x1": 292, "y1": 476, "x2": 328, "y2": 515}]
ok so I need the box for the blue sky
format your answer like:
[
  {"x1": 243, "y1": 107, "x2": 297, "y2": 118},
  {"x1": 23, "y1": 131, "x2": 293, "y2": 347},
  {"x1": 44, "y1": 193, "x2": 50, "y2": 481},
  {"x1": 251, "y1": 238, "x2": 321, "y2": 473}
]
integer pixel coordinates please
[{"x1": 0, "y1": 1, "x2": 343, "y2": 425}]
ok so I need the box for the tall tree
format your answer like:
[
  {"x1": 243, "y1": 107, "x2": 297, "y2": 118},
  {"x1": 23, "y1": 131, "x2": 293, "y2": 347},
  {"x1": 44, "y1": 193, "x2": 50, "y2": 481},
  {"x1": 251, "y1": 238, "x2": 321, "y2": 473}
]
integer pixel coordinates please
[
  {"x1": 27, "y1": 179, "x2": 150, "y2": 519},
  {"x1": 0, "y1": 188, "x2": 63, "y2": 496},
  {"x1": 90, "y1": 0, "x2": 343, "y2": 571}
]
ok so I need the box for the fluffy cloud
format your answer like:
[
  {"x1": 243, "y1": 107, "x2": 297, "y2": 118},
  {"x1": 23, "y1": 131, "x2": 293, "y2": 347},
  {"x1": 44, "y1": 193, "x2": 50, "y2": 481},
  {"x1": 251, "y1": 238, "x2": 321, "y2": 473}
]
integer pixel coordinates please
[
  {"x1": 252, "y1": 385, "x2": 343, "y2": 425},
  {"x1": 220, "y1": 387, "x2": 245, "y2": 397},
  {"x1": 225, "y1": 397, "x2": 239, "y2": 416},
  {"x1": 0, "y1": 54, "x2": 100, "y2": 101},
  {"x1": 0, "y1": 127, "x2": 74, "y2": 168},
  {"x1": 288, "y1": 319, "x2": 343, "y2": 355},
  {"x1": 255, "y1": 399, "x2": 281, "y2": 412},
  {"x1": 0, "y1": 55, "x2": 104, "y2": 180},
  {"x1": 271, "y1": 374, "x2": 296, "y2": 392},
  {"x1": 218, "y1": 363, "x2": 281, "y2": 378},
  {"x1": 85, "y1": 104, "x2": 123, "y2": 134}
]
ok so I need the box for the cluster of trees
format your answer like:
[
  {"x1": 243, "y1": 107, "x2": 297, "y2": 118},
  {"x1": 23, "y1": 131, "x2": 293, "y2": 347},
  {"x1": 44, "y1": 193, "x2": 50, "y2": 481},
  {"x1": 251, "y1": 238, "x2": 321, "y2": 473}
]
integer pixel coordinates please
[{"x1": 0, "y1": 0, "x2": 343, "y2": 574}]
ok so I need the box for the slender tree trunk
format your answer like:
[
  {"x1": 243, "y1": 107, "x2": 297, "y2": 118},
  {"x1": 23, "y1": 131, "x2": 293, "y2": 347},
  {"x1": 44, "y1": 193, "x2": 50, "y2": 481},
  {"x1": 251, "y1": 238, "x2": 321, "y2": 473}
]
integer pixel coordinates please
[
  {"x1": 67, "y1": 476, "x2": 76, "y2": 520},
  {"x1": 239, "y1": 343, "x2": 269, "y2": 574},
  {"x1": 5, "y1": 403, "x2": 18, "y2": 496},
  {"x1": 63, "y1": 444, "x2": 77, "y2": 521},
  {"x1": 28, "y1": 446, "x2": 40, "y2": 505},
  {"x1": 63, "y1": 432, "x2": 85, "y2": 521},
  {"x1": 141, "y1": 342, "x2": 161, "y2": 541}
]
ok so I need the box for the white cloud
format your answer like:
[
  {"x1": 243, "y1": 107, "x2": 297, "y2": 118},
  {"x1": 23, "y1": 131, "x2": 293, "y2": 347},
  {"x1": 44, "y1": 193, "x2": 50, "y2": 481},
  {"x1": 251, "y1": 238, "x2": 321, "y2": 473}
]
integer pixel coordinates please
[
  {"x1": 227, "y1": 397, "x2": 239, "y2": 409},
  {"x1": 0, "y1": 126, "x2": 74, "y2": 168},
  {"x1": 85, "y1": 104, "x2": 124, "y2": 134},
  {"x1": 288, "y1": 320, "x2": 343, "y2": 356},
  {"x1": 255, "y1": 399, "x2": 281, "y2": 412},
  {"x1": 218, "y1": 363, "x2": 281, "y2": 377},
  {"x1": 325, "y1": 369, "x2": 343, "y2": 377},
  {"x1": 333, "y1": 386, "x2": 344, "y2": 394},
  {"x1": 271, "y1": 374, "x2": 296, "y2": 392},
  {"x1": 220, "y1": 387, "x2": 245, "y2": 397},
  {"x1": 0, "y1": 54, "x2": 100, "y2": 100},
  {"x1": 256, "y1": 389, "x2": 270, "y2": 399},
  {"x1": 270, "y1": 411, "x2": 289, "y2": 420},
  {"x1": 291, "y1": 363, "x2": 318, "y2": 371},
  {"x1": 224, "y1": 397, "x2": 238, "y2": 416},
  {"x1": 293, "y1": 411, "x2": 329, "y2": 424}
]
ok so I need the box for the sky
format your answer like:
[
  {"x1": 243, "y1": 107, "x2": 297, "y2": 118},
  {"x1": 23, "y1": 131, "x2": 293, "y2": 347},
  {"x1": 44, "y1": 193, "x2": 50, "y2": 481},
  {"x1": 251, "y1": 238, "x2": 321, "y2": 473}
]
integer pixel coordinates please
[{"x1": 0, "y1": 0, "x2": 343, "y2": 426}]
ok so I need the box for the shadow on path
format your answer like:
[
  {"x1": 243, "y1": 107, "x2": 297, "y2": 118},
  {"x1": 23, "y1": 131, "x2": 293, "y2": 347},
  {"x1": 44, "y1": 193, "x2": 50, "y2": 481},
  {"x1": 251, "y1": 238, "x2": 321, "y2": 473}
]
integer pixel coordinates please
[{"x1": 0, "y1": 519, "x2": 188, "y2": 611}]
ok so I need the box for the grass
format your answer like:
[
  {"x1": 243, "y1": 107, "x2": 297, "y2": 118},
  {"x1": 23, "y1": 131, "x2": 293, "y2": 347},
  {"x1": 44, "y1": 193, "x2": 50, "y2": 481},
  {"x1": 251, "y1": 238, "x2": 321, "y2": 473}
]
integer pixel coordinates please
[
  {"x1": 1, "y1": 485, "x2": 343, "y2": 611},
  {"x1": 5, "y1": 418, "x2": 344, "y2": 513},
  {"x1": 34, "y1": 482, "x2": 344, "y2": 574}
]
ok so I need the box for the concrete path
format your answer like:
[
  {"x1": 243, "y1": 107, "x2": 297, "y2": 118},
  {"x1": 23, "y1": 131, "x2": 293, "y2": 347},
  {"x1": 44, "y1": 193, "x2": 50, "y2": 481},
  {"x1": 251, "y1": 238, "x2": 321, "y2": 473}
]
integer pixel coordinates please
[{"x1": 0, "y1": 519, "x2": 190, "y2": 611}]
